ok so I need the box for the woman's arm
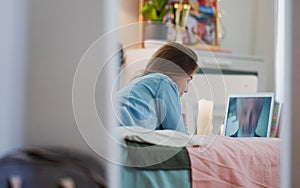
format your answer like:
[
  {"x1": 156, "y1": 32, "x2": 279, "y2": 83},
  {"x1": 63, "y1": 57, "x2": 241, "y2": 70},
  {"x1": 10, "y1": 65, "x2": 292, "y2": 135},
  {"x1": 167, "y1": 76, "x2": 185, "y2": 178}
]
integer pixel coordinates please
[{"x1": 156, "y1": 79, "x2": 188, "y2": 134}]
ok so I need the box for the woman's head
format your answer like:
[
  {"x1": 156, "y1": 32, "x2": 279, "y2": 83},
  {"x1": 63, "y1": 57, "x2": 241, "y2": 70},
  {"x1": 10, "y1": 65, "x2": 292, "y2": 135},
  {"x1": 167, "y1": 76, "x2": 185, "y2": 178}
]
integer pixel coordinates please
[
  {"x1": 144, "y1": 42, "x2": 199, "y2": 76},
  {"x1": 143, "y1": 42, "x2": 199, "y2": 96}
]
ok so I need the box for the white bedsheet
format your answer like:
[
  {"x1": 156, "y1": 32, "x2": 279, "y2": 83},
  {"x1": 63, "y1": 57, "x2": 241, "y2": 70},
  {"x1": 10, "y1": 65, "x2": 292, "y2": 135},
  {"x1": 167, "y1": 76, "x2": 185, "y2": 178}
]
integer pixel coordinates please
[{"x1": 117, "y1": 126, "x2": 211, "y2": 147}]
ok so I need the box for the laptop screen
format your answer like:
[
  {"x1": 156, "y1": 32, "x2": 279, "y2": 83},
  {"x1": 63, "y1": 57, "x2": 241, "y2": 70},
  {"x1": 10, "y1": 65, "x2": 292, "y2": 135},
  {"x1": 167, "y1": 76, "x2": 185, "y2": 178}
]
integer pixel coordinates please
[{"x1": 224, "y1": 93, "x2": 274, "y2": 137}]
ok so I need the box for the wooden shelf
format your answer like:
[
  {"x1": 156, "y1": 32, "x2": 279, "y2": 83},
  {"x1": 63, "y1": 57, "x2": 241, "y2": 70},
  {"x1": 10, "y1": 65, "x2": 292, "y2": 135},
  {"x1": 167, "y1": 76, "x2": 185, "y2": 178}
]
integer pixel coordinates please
[{"x1": 139, "y1": 0, "x2": 145, "y2": 48}]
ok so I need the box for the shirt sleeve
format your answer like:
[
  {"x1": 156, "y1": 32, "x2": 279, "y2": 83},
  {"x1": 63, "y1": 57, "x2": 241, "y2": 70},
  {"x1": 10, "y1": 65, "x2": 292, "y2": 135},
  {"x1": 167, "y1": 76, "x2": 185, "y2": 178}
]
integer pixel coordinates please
[{"x1": 155, "y1": 79, "x2": 188, "y2": 134}]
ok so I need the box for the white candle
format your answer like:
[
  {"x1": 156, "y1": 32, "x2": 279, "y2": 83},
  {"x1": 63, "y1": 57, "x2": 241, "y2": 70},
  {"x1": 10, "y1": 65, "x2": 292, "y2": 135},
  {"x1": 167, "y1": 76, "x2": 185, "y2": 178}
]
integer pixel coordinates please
[
  {"x1": 219, "y1": 124, "x2": 225, "y2": 135},
  {"x1": 197, "y1": 99, "x2": 214, "y2": 135}
]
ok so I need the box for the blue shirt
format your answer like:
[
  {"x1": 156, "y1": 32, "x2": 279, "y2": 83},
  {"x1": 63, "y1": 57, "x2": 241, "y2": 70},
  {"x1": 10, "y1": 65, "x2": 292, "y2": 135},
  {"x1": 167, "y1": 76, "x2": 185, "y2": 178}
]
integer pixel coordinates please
[{"x1": 115, "y1": 72, "x2": 187, "y2": 134}]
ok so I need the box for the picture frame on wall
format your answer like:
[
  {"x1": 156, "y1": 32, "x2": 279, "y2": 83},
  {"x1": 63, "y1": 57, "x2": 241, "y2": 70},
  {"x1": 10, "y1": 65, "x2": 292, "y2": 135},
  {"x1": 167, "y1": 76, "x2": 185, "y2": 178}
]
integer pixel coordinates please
[{"x1": 182, "y1": 0, "x2": 219, "y2": 48}]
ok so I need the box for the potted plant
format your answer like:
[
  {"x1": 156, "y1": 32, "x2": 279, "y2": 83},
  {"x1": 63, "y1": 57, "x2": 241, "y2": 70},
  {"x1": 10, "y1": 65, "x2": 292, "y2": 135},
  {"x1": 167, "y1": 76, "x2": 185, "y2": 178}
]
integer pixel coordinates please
[
  {"x1": 141, "y1": 0, "x2": 172, "y2": 22},
  {"x1": 141, "y1": 0, "x2": 173, "y2": 40}
]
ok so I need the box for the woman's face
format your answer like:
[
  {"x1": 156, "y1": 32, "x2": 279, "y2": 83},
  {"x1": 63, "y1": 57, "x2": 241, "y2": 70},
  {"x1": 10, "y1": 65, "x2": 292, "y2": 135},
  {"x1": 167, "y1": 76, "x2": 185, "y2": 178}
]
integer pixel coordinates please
[
  {"x1": 172, "y1": 75, "x2": 193, "y2": 97},
  {"x1": 237, "y1": 99, "x2": 261, "y2": 136}
]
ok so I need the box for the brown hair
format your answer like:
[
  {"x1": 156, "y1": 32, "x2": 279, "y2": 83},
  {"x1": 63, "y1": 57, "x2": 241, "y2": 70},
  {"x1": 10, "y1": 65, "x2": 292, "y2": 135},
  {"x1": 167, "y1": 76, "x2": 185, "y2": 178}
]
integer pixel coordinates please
[{"x1": 141, "y1": 42, "x2": 199, "y2": 77}]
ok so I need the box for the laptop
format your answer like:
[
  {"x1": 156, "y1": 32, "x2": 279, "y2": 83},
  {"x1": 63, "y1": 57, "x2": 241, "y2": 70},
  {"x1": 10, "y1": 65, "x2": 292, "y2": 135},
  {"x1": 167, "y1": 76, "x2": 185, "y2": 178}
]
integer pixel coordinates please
[{"x1": 223, "y1": 93, "x2": 274, "y2": 137}]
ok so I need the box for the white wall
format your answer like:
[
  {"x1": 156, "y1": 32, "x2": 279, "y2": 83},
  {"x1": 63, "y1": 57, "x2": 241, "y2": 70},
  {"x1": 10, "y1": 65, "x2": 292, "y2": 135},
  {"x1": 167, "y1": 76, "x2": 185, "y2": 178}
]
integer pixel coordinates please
[
  {"x1": 253, "y1": 0, "x2": 275, "y2": 91},
  {"x1": 0, "y1": 0, "x2": 28, "y2": 157},
  {"x1": 25, "y1": 0, "x2": 120, "y2": 186},
  {"x1": 218, "y1": 0, "x2": 256, "y2": 55},
  {"x1": 119, "y1": 0, "x2": 140, "y2": 46},
  {"x1": 25, "y1": 0, "x2": 102, "y2": 150}
]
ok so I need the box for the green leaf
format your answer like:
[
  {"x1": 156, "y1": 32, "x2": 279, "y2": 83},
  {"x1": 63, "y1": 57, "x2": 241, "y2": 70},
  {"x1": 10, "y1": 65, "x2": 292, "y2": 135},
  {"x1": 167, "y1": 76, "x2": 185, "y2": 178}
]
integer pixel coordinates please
[
  {"x1": 141, "y1": 2, "x2": 159, "y2": 21},
  {"x1": 158, "y1": 6, "x2": 172, "y2": 21},
  {"x1": 141, "y1": 0, "x2": 171, "y2": 22},
  {"x1": 153, "y1": 0, "x2": 168, "y2": 11}
]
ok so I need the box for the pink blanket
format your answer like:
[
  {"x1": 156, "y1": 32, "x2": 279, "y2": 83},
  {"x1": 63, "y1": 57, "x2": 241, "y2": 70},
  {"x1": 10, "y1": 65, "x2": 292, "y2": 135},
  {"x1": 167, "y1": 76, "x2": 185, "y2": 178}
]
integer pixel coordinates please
[{"x1": 186, "y1": 136, "x2": 280, "y2": 188}]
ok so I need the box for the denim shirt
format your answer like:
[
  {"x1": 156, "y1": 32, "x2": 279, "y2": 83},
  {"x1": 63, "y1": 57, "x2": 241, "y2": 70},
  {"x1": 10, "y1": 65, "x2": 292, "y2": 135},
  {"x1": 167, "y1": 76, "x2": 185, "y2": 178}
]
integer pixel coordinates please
[{"x1": 115, "y1": 72, "x2": 187, "y2": 134}]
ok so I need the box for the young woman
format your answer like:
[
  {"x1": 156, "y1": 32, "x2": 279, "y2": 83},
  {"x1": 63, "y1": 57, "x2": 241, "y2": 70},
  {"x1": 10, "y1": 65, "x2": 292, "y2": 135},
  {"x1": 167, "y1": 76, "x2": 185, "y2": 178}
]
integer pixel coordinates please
[{"x1": 115, "y1": 42, "x2": 199, "y2": 134}]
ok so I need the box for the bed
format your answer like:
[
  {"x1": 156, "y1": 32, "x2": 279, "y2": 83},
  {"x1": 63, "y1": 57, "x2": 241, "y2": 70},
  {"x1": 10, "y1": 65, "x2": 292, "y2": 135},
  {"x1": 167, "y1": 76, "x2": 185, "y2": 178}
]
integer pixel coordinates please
[{"x1": 119, "y1": 126, "x2": 280, "y2": 188}]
